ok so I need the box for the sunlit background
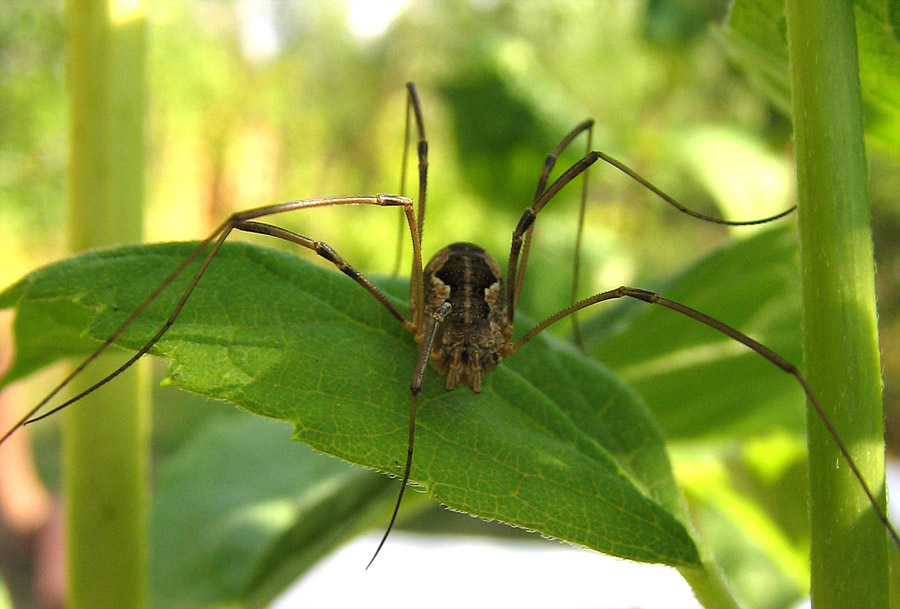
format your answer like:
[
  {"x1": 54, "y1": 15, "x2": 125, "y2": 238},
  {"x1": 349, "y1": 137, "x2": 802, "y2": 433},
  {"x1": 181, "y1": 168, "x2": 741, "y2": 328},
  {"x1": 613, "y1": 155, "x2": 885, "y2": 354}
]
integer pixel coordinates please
[{"x1": 1, "y1": 1, "x2": 898, "y2": 608}]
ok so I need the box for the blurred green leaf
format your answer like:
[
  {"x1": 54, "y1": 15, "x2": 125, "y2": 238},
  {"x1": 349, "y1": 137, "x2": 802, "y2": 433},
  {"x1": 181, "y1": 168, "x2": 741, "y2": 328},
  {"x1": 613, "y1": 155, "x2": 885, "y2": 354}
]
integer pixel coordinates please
[
  {"x1": 673, "y1": 126, "x2": 794, "y2": 223},
  {"x1": 721, "y1": 0, "x2": 900, "y2": 151},
  {"x1": 584, "y1": 225, "x2": 821, "y2": 609},
  {"x1": 0, "y1": 241, "x2": 700, "y2": 568},
  {"x1": 440, "y1": 67, "x2": 560, "y2": 214},
  {"x1": 679, "y1": 481, "x2": 804, "y2": 609},
  {"x1": 677, "y1": 443, "x2": 811, "y2": 603},
  {"x1": 151, "y1": 414, "x2": 392, "y2": 609},
  {"x1": 584, "y1": 225, "x2": 804, "y2": 441},
  {"x1": 645, "y1": 0, "x2": 728, "y2": 45},
  {"x1": 0, "y1": 297, "x2": 97, "y2": 389}
]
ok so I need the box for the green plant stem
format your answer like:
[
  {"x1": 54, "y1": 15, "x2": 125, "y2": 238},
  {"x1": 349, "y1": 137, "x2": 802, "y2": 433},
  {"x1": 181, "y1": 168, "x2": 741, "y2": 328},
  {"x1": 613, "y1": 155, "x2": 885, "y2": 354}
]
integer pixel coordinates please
[
  {"x1": 678, "y1": 561, "x2": 745, "y2": 609},
  {"x1": 784, "y1": 1, "x2": 889, "y2": 607},
  {"x1": 65, "y1": 1, "x2": 148, "y2": 608}
]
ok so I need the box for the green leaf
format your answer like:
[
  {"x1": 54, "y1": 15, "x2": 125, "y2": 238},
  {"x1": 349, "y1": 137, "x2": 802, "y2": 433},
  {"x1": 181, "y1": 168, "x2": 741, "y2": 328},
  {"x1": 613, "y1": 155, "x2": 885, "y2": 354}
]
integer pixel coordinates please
[
  {"x1": 582, "y1": 225, "x2": 821, "y2": 608},
  {"x1": 720, "y1": 0, "x2": 900, "y2": 151},
  {"x1": 0, "y1": 296, "x2": 99, "y2": 388},
  {"x1": 0, "y1": 241, "x2": 700, "y2": 567},
  {"x1": 675, "y1": 437, "x2": 812, "y2": 609},
  {"x1": 584, "y1": 225, "x2": 804, "y2": 441},
  {"x1": 151, "y1": 413, "x2": 393, "y2": 608}
]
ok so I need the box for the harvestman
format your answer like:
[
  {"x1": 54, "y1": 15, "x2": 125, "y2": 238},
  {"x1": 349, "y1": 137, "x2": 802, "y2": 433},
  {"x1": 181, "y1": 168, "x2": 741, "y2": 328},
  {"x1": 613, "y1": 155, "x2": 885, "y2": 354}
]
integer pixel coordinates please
[{"x1": 1, "y1": 83, "x2": 897, "y2": 568}]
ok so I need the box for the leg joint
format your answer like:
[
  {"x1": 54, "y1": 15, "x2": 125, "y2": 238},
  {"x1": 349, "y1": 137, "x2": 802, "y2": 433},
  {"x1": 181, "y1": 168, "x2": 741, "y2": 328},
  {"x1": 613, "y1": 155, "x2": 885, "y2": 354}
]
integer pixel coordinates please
[{"x1": 621, "y1": 286, "x2": 658, "y2": 303}]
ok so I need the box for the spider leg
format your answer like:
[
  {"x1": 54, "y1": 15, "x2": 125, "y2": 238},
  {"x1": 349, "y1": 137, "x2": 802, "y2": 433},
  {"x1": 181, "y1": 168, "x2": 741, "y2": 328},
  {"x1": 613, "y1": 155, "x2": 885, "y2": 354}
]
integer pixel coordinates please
[
  {"x1": 235, "y1": 220, "x2": 414, "y2": 330},
  {"x1": 507, "y1": 150, "x2": 798, "y2": 326},
  {"x1": 1, "y1": 194, "x2": 421, "y2": 444},
  {"x1": 392, "y1": 82, "x2": 429, "y2": 283},
  {"x1": 507, "y1": 285, "x2": 900, "y2": 552},
  {"x1": 407, "y1": 82, "x2": 428, "y2": 243},
  {"x1": 367, "y1": 301, "x2": 451, "y2": 570},
  {"x1": 514, "y1": 119, "x2": 594, "y2": 313}
]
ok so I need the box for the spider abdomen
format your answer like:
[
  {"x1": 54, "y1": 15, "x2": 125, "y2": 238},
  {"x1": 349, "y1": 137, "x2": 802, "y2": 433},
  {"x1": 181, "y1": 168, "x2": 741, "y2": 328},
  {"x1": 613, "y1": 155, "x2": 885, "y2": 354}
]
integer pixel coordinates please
[{"x1": 420, "y1": 242, "x2": 512, "y2": 392}]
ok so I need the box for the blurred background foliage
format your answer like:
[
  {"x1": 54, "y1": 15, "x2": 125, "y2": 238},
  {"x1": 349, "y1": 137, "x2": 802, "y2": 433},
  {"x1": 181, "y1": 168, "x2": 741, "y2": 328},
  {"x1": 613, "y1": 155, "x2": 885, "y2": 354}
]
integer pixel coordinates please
[
  {"x1": 1, "y1": 1, "x2": 899, "y2": 608},
  {"x1": 2, "y1": 0, "x2": 809, "y2": 312}
]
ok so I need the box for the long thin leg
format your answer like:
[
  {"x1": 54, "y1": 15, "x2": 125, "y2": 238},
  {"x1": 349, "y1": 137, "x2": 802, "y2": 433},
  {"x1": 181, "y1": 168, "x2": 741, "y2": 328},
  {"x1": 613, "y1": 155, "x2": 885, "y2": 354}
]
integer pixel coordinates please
[
  {"x1": 235, "y1": 220, "x2": 413, "y2": 329},
  {"x1": 506, "y1": 150, "x2": 797, "y2": 325},
  {"x1": 404, "y1": 83, "x2": 428, "y2": 322},
  {"x1": 391, "y1": 86, "x2": 415, "y2": 276},
  {"x1": 514, "y1": 119, "x2": 594, "y2": 309},
  {"x1": 406, "y1": 83, "x2": 428, "y2": 243},
  {"x1": 1, "y1": 194, "x2": 422, "y2": 444},
  {"x1": 391, "y1": 83, "x2": 429, "y2": 311},
  {"x1": 507, "y1": 286, "x2": 900, "y2": 552},
  {"x1": 568, "y1": 122, "x2": 593, "y2": 348},
  {"x1": 367, "y1": 301, "x2": 451, "y2": 570}
]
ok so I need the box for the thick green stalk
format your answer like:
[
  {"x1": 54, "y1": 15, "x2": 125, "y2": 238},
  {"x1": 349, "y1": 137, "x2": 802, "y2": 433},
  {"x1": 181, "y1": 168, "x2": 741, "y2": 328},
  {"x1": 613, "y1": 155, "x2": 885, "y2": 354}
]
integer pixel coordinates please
[
  {"x1": 65, "y1": 1, "x2": 148, "y2": 608},
  {"x1": 784, "y1": 1, "x2": 888, "y2": 607}
]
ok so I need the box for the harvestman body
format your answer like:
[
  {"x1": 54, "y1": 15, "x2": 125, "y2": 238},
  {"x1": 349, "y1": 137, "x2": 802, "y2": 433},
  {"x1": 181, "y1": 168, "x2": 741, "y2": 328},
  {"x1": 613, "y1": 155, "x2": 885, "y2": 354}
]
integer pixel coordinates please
[
  {"x1": 420, "y1": 242, "x2": 510, "y2": 392},
  {"x1": 1, "y1": 83, "x2": 897, "y2": 568}
]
